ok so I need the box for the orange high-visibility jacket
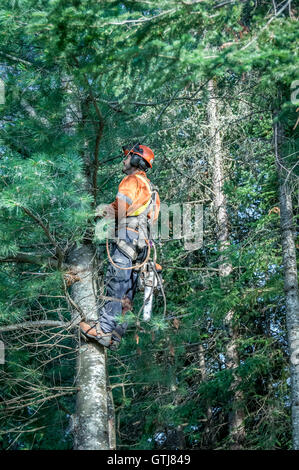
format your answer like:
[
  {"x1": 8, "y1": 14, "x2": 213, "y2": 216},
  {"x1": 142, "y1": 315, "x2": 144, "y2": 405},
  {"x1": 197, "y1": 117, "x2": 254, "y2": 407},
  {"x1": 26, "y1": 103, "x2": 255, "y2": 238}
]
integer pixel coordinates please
[{"x1": 105, "y1": 170, "x2": 160, "y2": 222}]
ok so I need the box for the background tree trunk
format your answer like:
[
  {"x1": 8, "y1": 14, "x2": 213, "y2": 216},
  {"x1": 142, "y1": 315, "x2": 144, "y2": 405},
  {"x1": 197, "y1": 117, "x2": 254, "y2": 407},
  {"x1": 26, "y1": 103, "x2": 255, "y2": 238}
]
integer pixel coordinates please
[
  {"x1": 274, "y1": 112, "x2": 299, "y2": 450},
  {"x1": 208, "y1": 79, "x2": 245, "y2": 449},
  {"x1": 198, "y1": 343, "x2": 213, "y2": 447}
]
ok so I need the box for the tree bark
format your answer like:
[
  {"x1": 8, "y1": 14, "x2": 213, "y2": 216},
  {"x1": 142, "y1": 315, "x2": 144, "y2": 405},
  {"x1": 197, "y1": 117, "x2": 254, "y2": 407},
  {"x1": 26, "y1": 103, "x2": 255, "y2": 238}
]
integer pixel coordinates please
[
  {"x1": 68, "y1": 244, "x2": 111, "y2": 450},
  {"x1": 198, "y1": 343, "x2": 213, "y2": 447},
  {"x1": 274, "y1": 113, "x2": 299, "y2": 450},
  {"x1": 207, "y1": 79, "x2": 245, "y2": 449}
]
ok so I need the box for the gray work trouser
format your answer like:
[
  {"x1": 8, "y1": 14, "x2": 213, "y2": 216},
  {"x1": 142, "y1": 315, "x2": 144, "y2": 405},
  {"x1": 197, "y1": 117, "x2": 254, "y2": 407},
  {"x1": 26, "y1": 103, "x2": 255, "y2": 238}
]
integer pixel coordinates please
[{"x1": 99, "y1": 228, "x2": 144, "y2": 337}]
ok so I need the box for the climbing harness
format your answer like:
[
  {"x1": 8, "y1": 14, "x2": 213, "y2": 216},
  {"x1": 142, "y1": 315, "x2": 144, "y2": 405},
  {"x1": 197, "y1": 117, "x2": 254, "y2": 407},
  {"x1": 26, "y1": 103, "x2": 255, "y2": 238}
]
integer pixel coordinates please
[
  {"x1": 106, "y1": 237, "x2": 151, "y2": 271},
  {"x1": 106, "y1": 173, "x2": 158, "y2": 270}
]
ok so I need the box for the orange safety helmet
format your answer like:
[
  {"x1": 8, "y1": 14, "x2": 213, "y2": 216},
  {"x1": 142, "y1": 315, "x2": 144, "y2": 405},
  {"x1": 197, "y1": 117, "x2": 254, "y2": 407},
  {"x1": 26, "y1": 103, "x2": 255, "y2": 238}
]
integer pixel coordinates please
[{"x1": 123, "y1": 143, "x2": 154, "y2": 168}]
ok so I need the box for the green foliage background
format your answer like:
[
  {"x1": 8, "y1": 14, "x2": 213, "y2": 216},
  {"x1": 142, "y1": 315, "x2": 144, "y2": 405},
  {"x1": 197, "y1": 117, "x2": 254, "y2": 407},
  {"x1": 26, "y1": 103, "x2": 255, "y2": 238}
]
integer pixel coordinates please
[{"x1": 0, "y1": 0, "x2": 298, "y2": 450}]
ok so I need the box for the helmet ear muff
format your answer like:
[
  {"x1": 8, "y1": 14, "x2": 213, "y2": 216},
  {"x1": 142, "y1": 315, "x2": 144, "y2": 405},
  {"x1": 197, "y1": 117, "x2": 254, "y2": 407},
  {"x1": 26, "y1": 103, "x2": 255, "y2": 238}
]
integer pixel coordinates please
[{"x1": 130, "y1": 154, "x2": 149, "y2": 171}]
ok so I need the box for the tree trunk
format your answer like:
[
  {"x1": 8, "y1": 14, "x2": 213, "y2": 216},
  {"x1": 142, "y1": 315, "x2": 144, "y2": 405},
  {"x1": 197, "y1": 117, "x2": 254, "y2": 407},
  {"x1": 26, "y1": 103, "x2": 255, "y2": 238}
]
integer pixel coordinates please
[
  {"x1": 68, "y1": 244, "x2": 115, "y2": 450},
  {"x1": 62, "y1": 75, "x2": 115, "y2": 450},
  {"x1": 274, "y1": 113, "x2": 299, "y2": 450},
  {"x1": 207, "y1": 79, "x2": 245, "y2": 449},
  {"x1": 198, "y1": 343, "x2": 213, "y2": 447}
]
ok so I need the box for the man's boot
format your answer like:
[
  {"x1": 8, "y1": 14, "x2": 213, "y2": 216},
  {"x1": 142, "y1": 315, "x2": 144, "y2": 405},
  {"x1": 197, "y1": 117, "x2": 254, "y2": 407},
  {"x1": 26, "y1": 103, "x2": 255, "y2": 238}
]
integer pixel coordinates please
[
  {"x1": 79, "y1": 320, "x2": 112, "y2": 348},
  {"x1": 110, "y1": 322, "x2": 128, "y2": 350}
]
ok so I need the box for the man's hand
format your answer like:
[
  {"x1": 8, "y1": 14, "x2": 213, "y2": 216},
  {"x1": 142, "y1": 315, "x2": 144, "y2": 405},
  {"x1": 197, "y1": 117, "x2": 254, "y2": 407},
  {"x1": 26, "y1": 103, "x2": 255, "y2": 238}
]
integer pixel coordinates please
[
  {"x1": 95, "y1": 205, "x2": 107, "y2": 220},
  {"x1": 95, "y1": 203, "x2": 116, "y2": 221}
]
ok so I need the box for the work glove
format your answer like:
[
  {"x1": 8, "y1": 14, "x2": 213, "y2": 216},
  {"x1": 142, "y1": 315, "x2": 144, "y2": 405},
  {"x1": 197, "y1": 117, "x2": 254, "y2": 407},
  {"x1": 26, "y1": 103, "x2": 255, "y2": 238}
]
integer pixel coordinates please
[{"x1": 94, "y1": 205, "x2": 107, "y2": 220}]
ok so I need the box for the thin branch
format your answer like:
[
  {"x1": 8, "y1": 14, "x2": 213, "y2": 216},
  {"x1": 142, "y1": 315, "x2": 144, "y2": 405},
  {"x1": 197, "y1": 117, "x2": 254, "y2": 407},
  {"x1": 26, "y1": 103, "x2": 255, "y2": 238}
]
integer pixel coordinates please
[
  {"x1": 241, "y1": 0, "x2": 291, "y2": 51},
  {"x1": 4, "y1": 391, "x2": 78, "y2": 412},
  {"x1": 164, "y1": 266, "x2": 220, "y2": 271},
  {"x1": 0, "y1": 426, "x2": 47, "y2": 436},
  {"x1": 0, "y1": 252, "x2": 63, "y2": 268},
  {"x1": 104, "y1": 9, "x2": 175, "y2": 26},
  {"x1": 156, "y1": 89, "x2": 181, "y2": 122},
  {"x1": 62, "y1": 278, "x2": 86, "y2": 321},
  {"x1": 0, "y1": 52, "x2": 33, "y2": 66},
  {"x1": 0, "y1": 320, "x2": 75, "y2": 333},
  {"x1": 20, "y1": 99, "x2": 50, "y2": 127},
  {"x1": 181, "y1": 0, "x2": 205, "y2": 5},
  {"x1": 93, "y1": 121, "x2": 104, "y2": 205},
  {"x1": 78, "y1": 69, "x2": 105, "y2": 205},
  {"x1": 163, "y1": 154, "x2": 216, "y2": 196},
  {"x1": 20, "y1": 206, "x2": 64, "y2": 266},
  {"x1": 214, "y1": 0, "x2": 237, "y2": 8}
]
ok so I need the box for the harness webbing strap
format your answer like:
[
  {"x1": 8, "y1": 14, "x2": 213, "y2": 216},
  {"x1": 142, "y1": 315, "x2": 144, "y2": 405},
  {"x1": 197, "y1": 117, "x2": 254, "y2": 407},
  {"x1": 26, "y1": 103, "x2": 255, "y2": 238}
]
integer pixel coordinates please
[
  {"x1": 130, "y1": 198, "x2": 151, "y2": 216},
  {"x1": 135, "y1": 174, "x2": 151, "y2": 191},
  {"x1": 116, "y1": 238, "x2": 138, "y2": 260},
  {"x1": 129, "y1": 174, "x2": 152, "y2": 217}
]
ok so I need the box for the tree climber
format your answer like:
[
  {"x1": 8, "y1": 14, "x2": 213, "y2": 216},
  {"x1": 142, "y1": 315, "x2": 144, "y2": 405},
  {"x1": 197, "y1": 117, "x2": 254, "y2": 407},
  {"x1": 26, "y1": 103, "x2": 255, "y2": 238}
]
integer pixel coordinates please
[{"x1": 79, "y1": 143, "x2": 161, "y2": 350}]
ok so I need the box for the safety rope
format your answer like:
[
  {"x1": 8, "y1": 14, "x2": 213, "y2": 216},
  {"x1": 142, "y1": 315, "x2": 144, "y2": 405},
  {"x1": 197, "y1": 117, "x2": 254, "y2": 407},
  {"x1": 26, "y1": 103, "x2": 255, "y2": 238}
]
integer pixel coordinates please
[
  {"x1": 106, "y1": 236, "x2": 151, "y2": 270},
  {"x1": 99, "y1": 294, "x2": 129, "y2": 304}
]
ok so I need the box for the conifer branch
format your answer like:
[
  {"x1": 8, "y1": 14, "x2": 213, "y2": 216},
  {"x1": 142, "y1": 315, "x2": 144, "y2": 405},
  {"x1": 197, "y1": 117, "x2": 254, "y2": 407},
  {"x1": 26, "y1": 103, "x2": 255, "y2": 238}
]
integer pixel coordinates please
[
  {"x1": 0, "y1": 51, "x2": 34, "y2": 66},
  {"x1": 20, "y1": 99, "x2": 50, "y2": 127},
  {"x1": 214, "y1": 0, "x2": 238, "y2": 8},
  {"x1": 241, "y1": 0, "x2": 292, "y2": 51},
  {"x1": 81, "y1": 72, "x2": 105, "y2": 205},
  {"x1": 20, "y1": 206, "x2": 64, "y2": 266},
  {"x1": 93, "y1": 120, "x2": 104, "y2": 205},
  {"x1": 104, "y1": 9, "x2": 175, "y2": 25},
  {"x1": 181, "y1": 0, "x2": 205, "y2": 6},
  {"x1": 4, "y1": 390, "x2": 78, "y2": 412},
  {"x1": 0, "y1": 320, "x2": 75, "y2": 333},
  {"x1": 0, "y1": 253, "x2": 63, "y2": 268}
]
